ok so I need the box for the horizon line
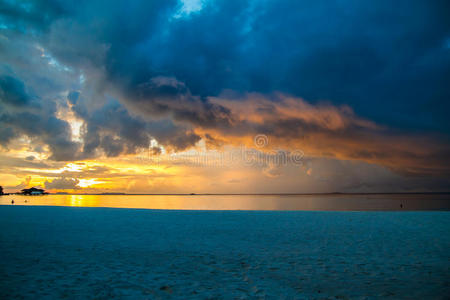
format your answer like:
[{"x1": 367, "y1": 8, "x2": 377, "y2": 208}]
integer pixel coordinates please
[{"x1": 4, "y1": 192, "x2": 450, "y2": 196}]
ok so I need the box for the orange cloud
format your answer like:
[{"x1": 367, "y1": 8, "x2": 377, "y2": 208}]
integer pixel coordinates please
[{"x1": 195, "y1": 93, "x2": 450, "y2": 176}]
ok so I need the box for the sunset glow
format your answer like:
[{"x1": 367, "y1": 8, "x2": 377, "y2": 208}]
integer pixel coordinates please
[
  {"x1": 0, "y1": 0, "x2": 449, "y2": 194},
  {"x1": 1, "y1": 2, "x2": 449, "y2": 299}
]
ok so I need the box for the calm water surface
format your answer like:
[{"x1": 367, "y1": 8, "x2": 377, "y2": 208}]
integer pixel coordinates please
[{"x1": 1, "y1": 194, "x2": 449, "y2": 210}]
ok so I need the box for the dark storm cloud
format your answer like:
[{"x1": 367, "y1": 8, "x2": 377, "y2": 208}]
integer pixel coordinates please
[
  {"x1": 0, "y1": 109, "x2": 80, "y2": 160},
  {"x1": 154, "y1": 0, "x2": 450, "y2": 132},
  {"x1": 70, "y1": 92, "x2": 202, "y2": 156},
  {"x1": 0, "y1": 0, "x2": 207, "y2": 157},
  {"x1": 2, "y1": 0, "x2": 449, "y2": 131},
  {"x1": 0, "y1": 0, "x2": 66, "y2": 32},
  {"x1": 0, "y1": 75, "x2": 31, "y2": 106},
  {"x1": 0, "y1": 121, "x2": 15, "y2": 145},
  {"x1": 0, "y1": 74, "x2": 80, "y2": 160},
  {"x1": 70, "y1": 96, "x2": 150, "y2": 157},
  {"x1": 0, "y1": 0, "x2": 449, "y2": 178},
  {"x1": 122, "y1": 76, "x2": 234, "y2": 129}
]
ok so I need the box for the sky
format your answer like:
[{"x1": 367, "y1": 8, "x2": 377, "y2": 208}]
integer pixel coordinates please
[{"x1": 0, "y1": 0, "x2": 449, "y2": 193}]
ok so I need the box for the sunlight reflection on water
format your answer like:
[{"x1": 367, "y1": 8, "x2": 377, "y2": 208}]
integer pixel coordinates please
[{"x1": 1, "y1": 194, "x2": 449, "y2": 210}]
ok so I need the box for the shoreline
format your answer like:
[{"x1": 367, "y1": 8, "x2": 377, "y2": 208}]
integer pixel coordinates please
[
  {"x1": 1, "y1": 193, "x2": 450, "y2": 211},
  {"x1": 3, "y1": 192, "x2": 450, "y2": 195},
  {"x1": 1, "y1": 203, "x2": 450, "y2": 212}
]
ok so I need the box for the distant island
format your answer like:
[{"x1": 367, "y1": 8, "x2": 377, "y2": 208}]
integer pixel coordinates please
[
  {"x1": 0, "y1": 187, "x2": 49, "y2": 196},
  {"x1": 99, "y1": 192, "x2": 127, "y2": 195}
]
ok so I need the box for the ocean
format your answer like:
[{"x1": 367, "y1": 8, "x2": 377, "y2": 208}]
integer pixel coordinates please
[{"x1": 1, "y1": 193, "x2": 449, "y2": 210}]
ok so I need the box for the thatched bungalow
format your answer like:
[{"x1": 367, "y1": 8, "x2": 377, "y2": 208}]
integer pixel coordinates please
[{"x1": 21, "y1": 187, "x2": 47, "y2": 195}]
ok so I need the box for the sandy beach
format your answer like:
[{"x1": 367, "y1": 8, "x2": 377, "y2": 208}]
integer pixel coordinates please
[{"x1": 0, "y1": 205, "x2": 449, "y2": 299}]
